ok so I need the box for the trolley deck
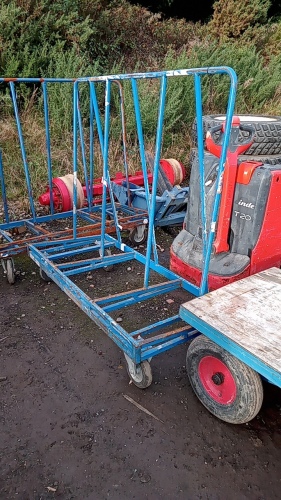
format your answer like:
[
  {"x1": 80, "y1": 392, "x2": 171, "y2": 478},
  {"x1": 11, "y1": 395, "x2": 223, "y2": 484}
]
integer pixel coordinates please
[
  {"x1": 28, "y1": 233, "x2": 198, "y2": 364},
  {"x1": 180, "y1": 267, "x2": 281, "y2": 388},
  {"x1": 0, "y1": 204, "x2": 148, "y2": 256}
]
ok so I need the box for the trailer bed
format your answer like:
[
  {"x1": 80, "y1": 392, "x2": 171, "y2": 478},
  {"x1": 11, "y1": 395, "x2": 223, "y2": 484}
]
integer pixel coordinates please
[{"x1": 180, "y1": 267, "x2": 281, "y2": 387}]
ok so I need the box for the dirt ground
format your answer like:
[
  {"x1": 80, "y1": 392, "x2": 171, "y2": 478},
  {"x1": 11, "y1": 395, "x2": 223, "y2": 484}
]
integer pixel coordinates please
[{"x1": 1, "y1": 230, "x2": 281, "y2": 500}]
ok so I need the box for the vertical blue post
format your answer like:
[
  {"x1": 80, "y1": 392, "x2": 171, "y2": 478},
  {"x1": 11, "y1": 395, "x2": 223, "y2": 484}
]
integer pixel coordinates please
[
  {"x1": 131, "y1": 79, "x2": 150, "y2": 209},
  {"x1": 0, "y1": 150, "x2": 9, "y2": 223},
  {"x1": 89, "y1": 82, "x2": 94, "y2": 211},
  {"x1": 77, "y1": 85, "x2": 90, "y2": 207},
  {"x1": 89, "y1": 80, "x2": 121, "y2": 245},
  {"x1": 10, "y1": 82, "x2": 36, "y2": 220},
  {"x1": 100, "y1": 79, "x2": 111, "y2": 258},
  {"x1": 72, "y1": 82, "x2": 79, "y2": 239},
  {"x1": 106, "y1": 177, "x2": 122, "y2": 244},
  {"x1": 42, "y1": 82, "x2": 54, "y2": 215},
  {"x1": 116, "y1": 82, "x2": 130, "y2": 203},
  {"x1": 199, "y1": 69, "x2": 237, "y2": 295},
  {"x1": 89, "y1": 82, "x2": 104, "y2": 153},
  {"x1": 194, "y1": 74, "x2": 207, "y2": 281},
  {"x1": 144, "y1": 75, "x2": 167, "y2": 287}
]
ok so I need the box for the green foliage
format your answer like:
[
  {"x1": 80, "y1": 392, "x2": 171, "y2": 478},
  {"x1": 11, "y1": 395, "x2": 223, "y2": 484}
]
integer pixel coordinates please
[
  {"x1": 85, "y1": 0, "x2": 204, "y2": 70},
  {"x1": 0, "y1": 0, "x2": 95, "y2": 77},
  {"x1": 206, "y1": 0, "x2": 276, "y2": 54},
  {"x1": 44, "y1": 50, "x2": 100, "y2": 135},
  {"x1": 108, "y1": 74, "x2": 185, "y2": 152},
  {"x1": 164, "y1": 41, "x2": 281, "y2": 117},
  {"x1": 209, "y1": 0, "x2": 271, "y2": 40},
  {"x1": 1, "y1": 0, "x2": 281, "y2": 201}
]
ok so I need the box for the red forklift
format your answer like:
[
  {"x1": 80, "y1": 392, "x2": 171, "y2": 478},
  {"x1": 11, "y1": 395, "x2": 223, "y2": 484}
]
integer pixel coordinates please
[{"x1": 170, "y1": 116, "x2": 281, "y2": 290}]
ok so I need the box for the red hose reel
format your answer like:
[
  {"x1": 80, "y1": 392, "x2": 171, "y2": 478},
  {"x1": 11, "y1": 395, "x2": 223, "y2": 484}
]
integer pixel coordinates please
[
  {"x1": 38, "y1": 159, "x2": 186, "y2": 212},
  {"x1": 39, "y1": 174, "x2": 84, "y2": 212}
]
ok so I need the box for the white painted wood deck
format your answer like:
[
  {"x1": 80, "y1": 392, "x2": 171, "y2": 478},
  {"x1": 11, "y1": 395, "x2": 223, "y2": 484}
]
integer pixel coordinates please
[{"x1": 181, "y1": 268, "x2": 281, "y2": 373}]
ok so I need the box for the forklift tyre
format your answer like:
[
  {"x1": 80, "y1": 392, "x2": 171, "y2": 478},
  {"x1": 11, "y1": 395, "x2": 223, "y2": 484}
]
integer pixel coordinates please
[
  {"x1": 192, "y1": 115, "x2": 281, "y2": 156},
  {"x1": 239, "y1": 154, "x2": 281, "y2": 165},
  {"x1": 189, "y1": 147, "x2": 281, "y2": 171},
  {"x1": 186, "y1": 335, "x2": 263, "y2": 424}
]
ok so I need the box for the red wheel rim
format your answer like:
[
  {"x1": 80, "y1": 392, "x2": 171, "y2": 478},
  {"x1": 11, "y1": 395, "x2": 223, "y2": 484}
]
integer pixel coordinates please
[{"x1": 198, "y1": 356, "x2": 237, "y2": 405}]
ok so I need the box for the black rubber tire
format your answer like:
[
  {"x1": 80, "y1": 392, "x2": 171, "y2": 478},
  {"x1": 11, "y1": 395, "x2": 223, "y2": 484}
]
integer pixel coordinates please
[
  {"x1": 192, "y1": 114, "x2": 281, "y2": 156},
  {"x1": 39, "y1": 267, "x2": 51, "y2": 282},
  {"x1": 6, "y1": 258, "x2": 15, "y2": 285},
  {"x1": 186, "y1": 335, "x2": 263, "y2": 424},
  {"x1": 239, "y1": 154, "x2": 281, "y2": 165},
  {"x1": 188, "y1": 147, "x2": 281, "y2": 171},
  {"x1": 124, "y1": 355, "x2": 153, "y2": 389},
  {"x1": 128, "y1": 225, "x2": 148, "y2": 246}
]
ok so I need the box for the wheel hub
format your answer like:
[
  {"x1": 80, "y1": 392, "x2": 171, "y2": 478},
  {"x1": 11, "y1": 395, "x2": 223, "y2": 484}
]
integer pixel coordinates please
[
  {"x1": 198, "y1": 356, "x2": 237, "y2": 405},
  {"x1": 212, "y1": 372, "x2": 224, "y2": 385}
]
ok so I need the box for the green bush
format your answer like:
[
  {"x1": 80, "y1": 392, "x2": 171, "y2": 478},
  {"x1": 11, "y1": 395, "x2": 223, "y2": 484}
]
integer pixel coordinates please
[
  {"x1": 1, "y1": 0, "x2": 281, "y2": 201},
  {"x1": 0, "y1": 0, "x2": 95, "y2": 77},
  {"x1": 208, "y1": 0, "x2": 271, "y2": 41},
  {"x1": 164, "y1": 41, "x2": 281, "y2": 116}
]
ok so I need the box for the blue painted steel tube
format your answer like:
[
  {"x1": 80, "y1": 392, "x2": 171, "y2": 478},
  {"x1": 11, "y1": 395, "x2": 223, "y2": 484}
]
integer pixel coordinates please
[
  {"x1": 77, "y1": 87, "x2": 90, "y2": 206},
  {"x1": 100, "y1": 79, "x2": 112, "y2": 258},
  {"x1": 0, "y1": 150, "x2": 9, "y2": 223},
  {"x1": 72, "y1": 82, "x2": 79, "y2": 239},
  {"x1": 9, "y1": 82, "x2": 36, "y2": 220},
  {"x1": 106, "y1": 183, "x2": 122, "y2": 244},
  {"x1": 102, "y1": 287, "x2": 180, "y2": 312},
  {"x1": 144, "y1": 75, "x2": 167, "y2": 287},
  {"x1": 89, "y1": 82, "x2": 104, "y2": 152},
  {"x1": 140, "y1": 332, "x2": 197, "y2": 361},
  {"x1": 89, "y1": 83, "x2": 94, "y2": 211},
  {"x1": 131, "y1": 315, "x2": 184, "y2": 337},
  {"x1": 48, "y1": 241, "x2": 113, "y2": 261},
  {"x1": 131, "y1": 80, "x2": 150, "y2": 208},
  {"x1": 113, "y1": 81, "x2": 131, "y2": 205},
  {"x1": 131, "y1": 79, "x2": 158, "y2": 267},
  {"x1": 28, "y1": 242, "x2": 197, "y2": 363},
  {"x1": 199, "y1": 67, "x2": 237, "y2": 295},
  {"x1": 0, "y1": 229, "x2": 13, "y2": 242},
  {"x1": 62, "y1": 253, "x2": 134, "y2": 276},
  {"x1": 114, "y1": 237, "x2": 201, "y2": 296},
  {"x1": 89, "y1": 82, "x2": 123, "y2": 243},
  {"x1": 0, "y1": 208, "x2": 88, "y2": 232},
  {"x1": 25, "y1": 220, "x2": 44, "y2": 235},
  {"x1": 89, "y1": 87, "x2": 122, "y2": 245},
  {"x1": 194, "y1": 74, "x2": 207, "y2": 271},
  {"x1": 96, "y1": 280, "x2": 180, "y2": 306},
  {"x1": 0, "y1": 78, "x2": 75, "y2": 84},
  {"x1": 28, "y1": 244, "x2": 142, "y2": 362},
  {"x1": 42, "y1": 82, "x2": 54, "y2": 215}
]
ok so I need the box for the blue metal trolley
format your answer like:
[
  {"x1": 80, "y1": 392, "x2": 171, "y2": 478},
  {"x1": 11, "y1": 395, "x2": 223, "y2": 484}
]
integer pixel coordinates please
[
  {"x1": 25, "y1": 67, "x2": 236, "y2": 387},
  {"x1": 5, "y1": 67, "x2": 269, "y2": 426}
]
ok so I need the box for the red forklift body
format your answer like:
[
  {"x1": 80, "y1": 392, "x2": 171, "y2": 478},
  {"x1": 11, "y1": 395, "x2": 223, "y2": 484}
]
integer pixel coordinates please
[{"x1": 170, "y1": 119, "x2": 281, "y2": 290}]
